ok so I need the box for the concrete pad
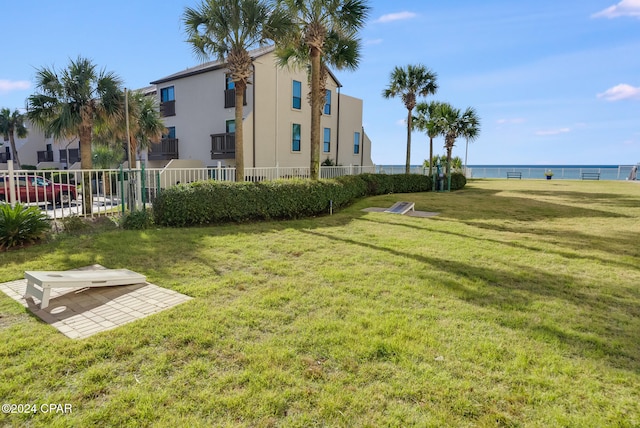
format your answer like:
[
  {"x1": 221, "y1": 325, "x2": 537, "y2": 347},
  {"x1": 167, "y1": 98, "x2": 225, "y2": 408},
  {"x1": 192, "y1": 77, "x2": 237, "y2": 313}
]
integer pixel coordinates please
[{"x1": 0, "y1": 265, "x2": 192, "y2": 339}]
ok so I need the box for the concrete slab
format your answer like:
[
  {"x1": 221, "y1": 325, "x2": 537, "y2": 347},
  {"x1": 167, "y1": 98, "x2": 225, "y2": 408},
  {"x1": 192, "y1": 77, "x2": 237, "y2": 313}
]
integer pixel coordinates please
[{"x1": 0, "y1": 265, "x2": 192, "y2": 339}]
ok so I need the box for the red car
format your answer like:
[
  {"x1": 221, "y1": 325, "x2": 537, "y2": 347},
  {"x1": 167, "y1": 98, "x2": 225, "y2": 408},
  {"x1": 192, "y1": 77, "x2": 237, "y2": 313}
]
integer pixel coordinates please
[{"x1": 0, "y1": 175, "x2": 76, "y2": 206}]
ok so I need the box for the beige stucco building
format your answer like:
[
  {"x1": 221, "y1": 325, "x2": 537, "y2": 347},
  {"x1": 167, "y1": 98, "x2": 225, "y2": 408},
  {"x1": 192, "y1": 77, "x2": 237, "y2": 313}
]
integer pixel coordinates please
[{"x1": 147, "y1": 45, "x2": 373, "y2": 169}]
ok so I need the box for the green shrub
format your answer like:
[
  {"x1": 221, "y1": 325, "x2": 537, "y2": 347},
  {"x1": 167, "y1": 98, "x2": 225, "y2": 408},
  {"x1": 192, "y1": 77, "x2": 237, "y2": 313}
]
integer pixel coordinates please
[
  {"x1": 0, "y1": 204, "x2": 50, "y2": 250},
  {"x1": 20, "y1": 165, "x2": 37, "y2": 170},
  {"x1": 122, "y1": 209, "x2": 154, "y2": 230},
  {"x1": 153, "y1": 174, "x2": 437, "y2": 227},
  {"x1": 61, "y1": 215, "x2": 90, "y2": 234},
  {"x1": 450, "y1": 172, "x2": 467, "y2": 190}
]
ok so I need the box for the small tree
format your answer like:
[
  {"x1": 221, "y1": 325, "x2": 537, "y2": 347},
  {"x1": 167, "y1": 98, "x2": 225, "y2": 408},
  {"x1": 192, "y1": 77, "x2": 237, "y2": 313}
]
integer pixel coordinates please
[
  {"x1": 27, "y1": 57, "x2": 123, "y2": 213},
  {"x1": 0, "y1": 108, "x2": 28, "y2": 168},
  {"x1": 383, "y1": 64, "x2": 438, "y2": 174}
]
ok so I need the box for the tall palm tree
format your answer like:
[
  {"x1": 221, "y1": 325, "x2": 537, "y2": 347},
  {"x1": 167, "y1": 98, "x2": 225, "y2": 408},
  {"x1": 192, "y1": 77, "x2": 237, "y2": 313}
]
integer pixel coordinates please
[
  {"x1": 383, "y1": 64, "x2": 438, "y2": 174},
  {"x1": 27, "y1": 57, "x2": 123, "y2": 213},
  {"x1": 183, "y1": 0, "x2": 291, "y2": 182},
  {"x1": 275, "y1": 0, "x2": 370, "y2": 180},
  {"x1": 0, "y1": 108, "x2": 27, "y2": 168},
  {"x1": 434, "y1": 103, "x2": 481, "y2": 176},
  {"x1": 413, "y1": 101, "x2": 443, "y2": 177},
  {"x1": 94, "y1": 90, "x2": 165, "y2": 163}
]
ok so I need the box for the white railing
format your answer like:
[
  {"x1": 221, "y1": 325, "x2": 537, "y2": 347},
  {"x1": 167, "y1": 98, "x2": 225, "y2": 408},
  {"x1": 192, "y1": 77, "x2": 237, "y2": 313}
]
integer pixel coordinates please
[
  {"x1": 0, "y1": 164, "x2": 383, "y2": 221},
  {"x1": 465, "y1": 166, "x2": 637, "y2": 180}
]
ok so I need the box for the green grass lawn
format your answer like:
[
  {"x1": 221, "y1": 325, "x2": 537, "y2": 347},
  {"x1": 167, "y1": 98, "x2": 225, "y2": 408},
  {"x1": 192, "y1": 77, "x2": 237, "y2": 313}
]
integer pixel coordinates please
[{"x1": 1, "y1": 179, "x2": 639, "y2": 427}]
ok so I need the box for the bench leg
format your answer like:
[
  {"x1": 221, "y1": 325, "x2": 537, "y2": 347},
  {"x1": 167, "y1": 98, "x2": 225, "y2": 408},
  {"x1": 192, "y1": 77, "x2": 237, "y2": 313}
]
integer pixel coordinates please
[
  {"x1": 24, "y1": 280, "x2": 50, "y2": 310},
  {"x1": 40, "y1": 287, "x2": 52, "y2": 309}
]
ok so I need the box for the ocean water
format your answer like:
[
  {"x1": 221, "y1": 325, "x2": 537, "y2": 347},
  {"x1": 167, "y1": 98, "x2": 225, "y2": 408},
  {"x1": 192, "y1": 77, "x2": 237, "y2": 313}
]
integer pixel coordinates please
[{"x1": 376, "y1": 165, "x2": 639, "y2": 181}]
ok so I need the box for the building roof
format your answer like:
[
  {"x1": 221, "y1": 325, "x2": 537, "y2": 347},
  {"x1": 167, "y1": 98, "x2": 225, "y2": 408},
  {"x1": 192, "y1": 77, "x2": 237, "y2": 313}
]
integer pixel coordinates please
[{"x1": 150, "y1": 44, "x2": 341, "y2": 87}]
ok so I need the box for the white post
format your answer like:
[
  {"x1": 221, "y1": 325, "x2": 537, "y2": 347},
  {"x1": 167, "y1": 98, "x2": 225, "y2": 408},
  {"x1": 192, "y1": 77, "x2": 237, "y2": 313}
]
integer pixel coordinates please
[
  {"x1": 7, "y1": 160, "x2": 17, "y2": 207},
  {"x1": 217, "y1": 161, "x2": 222, "y2": 181},
  {"x1": 136, "y1": 160, "x2": 142, "y2": 209}
]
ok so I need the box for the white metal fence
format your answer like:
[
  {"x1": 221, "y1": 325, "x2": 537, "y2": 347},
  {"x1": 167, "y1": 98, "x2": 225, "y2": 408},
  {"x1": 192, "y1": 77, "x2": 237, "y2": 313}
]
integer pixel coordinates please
[{"x1": 0, "y1": 164, "x2": 379, "y2": 221}]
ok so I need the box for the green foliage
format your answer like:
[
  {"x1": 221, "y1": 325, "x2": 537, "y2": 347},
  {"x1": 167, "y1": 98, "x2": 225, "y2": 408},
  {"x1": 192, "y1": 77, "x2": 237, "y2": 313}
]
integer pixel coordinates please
[
  {"x1": 450, "y1": 172, "x2": 467, "y2": 190},
  {"x1": 122, "y1": 209, "x2": 154, "y2": 230},
  {"x1": 0, "y1": 203, "x2": 50, "y2": 250},
  {"x1": 154, "y1": 174, "x2": 439, "y2": 227},
  {"x1": 20, "y1": 164, "x2": 37, "y2": 170},
  {"x1": 61, "y1": 215, "x2": 90, "y2": 234}
]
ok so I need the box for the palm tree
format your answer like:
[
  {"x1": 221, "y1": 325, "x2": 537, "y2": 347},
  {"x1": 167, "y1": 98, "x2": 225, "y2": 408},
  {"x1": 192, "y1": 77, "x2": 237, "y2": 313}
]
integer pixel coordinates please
[
  {"x1": 183, "y1": 0, "x2": 291, "y2": 182},
  {"x1": 383, "y1": 64, "x2": 438, "y2": 174},
  {"x1": 94, "y1": 90, "x2": 165, "y2": 163},
  {"x1": 413, "y1": 101, "x2": 443, "y2": 177},
  {"x1": 433, "y1": 103, "x2": 481, "y2": 176},
  {"x1": 27, "y1": 57, "x2": 123, "y2": 213},
  {"x1": 275, "y1": 0, "x2": 370, "y2": 180},
  {"x1": 0, "y1": 108, "x2": 28, "y2": 168}
]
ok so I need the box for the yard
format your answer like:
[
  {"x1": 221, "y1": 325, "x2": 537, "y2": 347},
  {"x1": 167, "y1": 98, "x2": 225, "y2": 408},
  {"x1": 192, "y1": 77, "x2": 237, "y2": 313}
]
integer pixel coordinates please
[{"x1": 1, "y1": 179, "x2": 639, "y2": 427}]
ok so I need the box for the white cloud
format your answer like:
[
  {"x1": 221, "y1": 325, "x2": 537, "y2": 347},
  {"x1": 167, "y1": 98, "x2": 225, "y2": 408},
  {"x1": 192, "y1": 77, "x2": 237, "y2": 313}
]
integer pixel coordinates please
[
  {"x1": 535, "y1": 128, "x2": 571, "y2": 136},
  {"x1": 396, "y1": 119, "x2": 406, "y2": 126},
  {"x1": 374, "y1": 11, "x2": 417, "y2": 24},
  {"x1": 0, "y1": 79, "x2": 31, "y2": 93},
  {"x1": 592, "y1": 0, "x2": 640, "y2": 18},
  {"x1": 497, "y1": 118, "x2": 525, "y2": 124},
  {"x1": 365, "y1": 38, "x2": 383, "y2": 46},
  {"x1": 597, "y1": 83, "x2": 640, "y2": 101}
]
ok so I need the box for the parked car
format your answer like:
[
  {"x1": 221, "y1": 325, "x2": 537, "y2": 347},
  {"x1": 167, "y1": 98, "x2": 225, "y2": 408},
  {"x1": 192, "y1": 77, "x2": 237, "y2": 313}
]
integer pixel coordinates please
[{"x1": 0, "y1": 175, "x2": 76, "y2": 206}]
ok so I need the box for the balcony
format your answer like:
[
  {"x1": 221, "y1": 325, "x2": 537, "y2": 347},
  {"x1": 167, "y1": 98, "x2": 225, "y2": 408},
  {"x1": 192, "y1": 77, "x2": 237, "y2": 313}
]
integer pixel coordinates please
[
  {"x1": 0, "y1": 152, "x2": 9, "y2": 163},
  {"x1": 148, "y1": 138, "x2": 179, "y2": 161},
  {"x1": 211, "y1": 133, "x2": 235, "y2": 159},
  {"x1": 37, "y1": 151, "x2": 54, "y2": 163},
  {"x1": 59, "y1": 148, "x2": 80, "y2": 165},
  {"x1": 224, "y1": 89, "x2": 247, "y2": 109},
  {"x1": 160, "y1": 100, "x2": 175, "y2": 117}
]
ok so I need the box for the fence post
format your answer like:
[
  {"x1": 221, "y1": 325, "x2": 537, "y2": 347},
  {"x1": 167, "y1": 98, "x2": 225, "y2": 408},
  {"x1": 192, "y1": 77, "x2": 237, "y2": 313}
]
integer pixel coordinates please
[
  {"x1": 120, "y1": 165, "x2": 125, "y2": 215},
  {"x1": 141, "y1": 162, "x2": 146, "y2": 210},
  {"x1": 7, "y1": 161, "x2": 17, "y2": 207}
]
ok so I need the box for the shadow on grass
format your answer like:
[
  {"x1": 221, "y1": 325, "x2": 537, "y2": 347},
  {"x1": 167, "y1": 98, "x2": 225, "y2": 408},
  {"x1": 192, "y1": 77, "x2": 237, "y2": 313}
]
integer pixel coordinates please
[{"x1": 300, "y1": 228, "x2": 640, "y2": 373}]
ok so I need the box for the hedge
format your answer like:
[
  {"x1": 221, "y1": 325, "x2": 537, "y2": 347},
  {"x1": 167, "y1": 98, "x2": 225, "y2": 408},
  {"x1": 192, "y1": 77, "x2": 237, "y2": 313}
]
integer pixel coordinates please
[{"x1": 153, "y1": 173, "x2": 465, "y2": 227}]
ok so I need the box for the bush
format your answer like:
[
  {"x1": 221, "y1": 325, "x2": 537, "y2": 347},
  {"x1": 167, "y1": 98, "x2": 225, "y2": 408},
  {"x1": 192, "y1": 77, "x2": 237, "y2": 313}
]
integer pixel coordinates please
[
  {"x1": 450, "y1": 172, "x2": 467, "y2": 190},
  {"x1": 122, "y1": 209, "x2": 154, "y2": 230},
  {"x1": 153, "y1": 174, "x2": 436, "y2": 227},
  {"x1": 61, "y1": 215, "x2": 90, "y2": 234},
  {"x1": 0, "y1": 204, "x2": 50, "y2": 250}
]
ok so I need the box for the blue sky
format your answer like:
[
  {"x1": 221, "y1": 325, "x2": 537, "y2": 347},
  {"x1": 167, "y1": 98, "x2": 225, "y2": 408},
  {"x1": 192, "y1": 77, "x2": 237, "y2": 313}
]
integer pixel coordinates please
[{"x1": 1, "y1": 0, "x2": 639, "y2": 165}]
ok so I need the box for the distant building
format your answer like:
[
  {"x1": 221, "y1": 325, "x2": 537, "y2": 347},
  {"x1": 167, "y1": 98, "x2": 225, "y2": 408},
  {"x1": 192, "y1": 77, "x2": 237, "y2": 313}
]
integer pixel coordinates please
[{"x1": 147, "y1": 45, "x2": 373, "y2": 169}]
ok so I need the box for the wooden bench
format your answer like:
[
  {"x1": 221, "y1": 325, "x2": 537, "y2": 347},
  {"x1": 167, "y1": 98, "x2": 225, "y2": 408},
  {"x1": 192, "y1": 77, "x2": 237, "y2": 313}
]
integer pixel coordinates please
[
  {"x1": 24, "y1": 269, "x2": 146, "y2": 309},
  {"x1": 506, "y1": 172, "x2": 522, "y2": 179},
  {"x1": 581, "y1": 172, "x2": 600, "y2": 180}
]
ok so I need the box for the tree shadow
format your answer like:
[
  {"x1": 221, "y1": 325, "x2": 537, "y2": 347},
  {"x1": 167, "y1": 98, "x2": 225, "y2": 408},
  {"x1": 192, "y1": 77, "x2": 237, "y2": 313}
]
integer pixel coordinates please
[{"x1": 299, "y1": 228, "x2": 640, "y2": 373}]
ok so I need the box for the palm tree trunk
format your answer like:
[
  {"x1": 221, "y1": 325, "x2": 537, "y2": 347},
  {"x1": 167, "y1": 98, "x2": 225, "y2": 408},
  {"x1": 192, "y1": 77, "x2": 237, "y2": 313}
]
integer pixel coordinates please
[
  {"x1": 405, "y1": 109, "x2": 412, "y2": 174},
  {"x1": 79, "y1": 125, "x2": 93, "y2": 214},
  {"x1": 310, "y1": 47, "x2": 322, "y2": 180},
  {"x1": 428, "y1": 136, "x2": 433, "y2": 177},
  {"x1": 8, "y1": 133, "x2": 21, "y2": 169},
  {"x1": 234, "y1": 81, "x2": 246, "y2": 182}
]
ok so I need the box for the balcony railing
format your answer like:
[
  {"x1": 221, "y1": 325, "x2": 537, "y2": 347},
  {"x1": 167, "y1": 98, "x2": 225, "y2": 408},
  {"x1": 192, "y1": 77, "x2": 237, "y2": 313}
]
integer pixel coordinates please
[
  {"x1": 148, "y1": 138, "x2": 179, "y2": 161},
  {"x1": 0, "y1": 152, "x2": 9, "y2": 163},
  {"x1": 59, "y1": 148, "x2": 80, "y2": 165},
  {"x1": 224, "y1": 89, "x2": 247, "y2": 109},
  {"x1": 160, "y1": 100, "x2": 176, "y2": 117},
  {"x1": 37, "y1": 151, "x2": 54, "y2": 163},
  {"x1": 211, "y1": 133, "x2": 235, "y2": 159}
]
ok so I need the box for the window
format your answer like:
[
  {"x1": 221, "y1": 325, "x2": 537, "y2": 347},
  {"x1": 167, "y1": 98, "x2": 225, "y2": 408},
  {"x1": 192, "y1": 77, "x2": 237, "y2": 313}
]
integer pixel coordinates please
[
  {"x1": 225, "y1": 74, "x2": 235, "y2": 90},
  {"x1": 354, "y1": 132, "x2": 361, "y2": 154},
  {"x1": 292, "y1": 80, "x2": 302, "y2": 110},
  {"x1": 160, "y1": 86, "x2": 175, "y2": 102},
  {"x1": 324, "y1": 90, "x2": 331, "y2": 115},
  {"x1": 292, "y1": 124, "x2": 301, "y2": 152},
  {"x1": 163, "y1": 126, "x2": 176, "y2": 139},
  {"x1": 226, "y1": 120, "x2": 235, "y2": 134},
  {"x1": 160, "y1": 86, "x2": 175, "y2": 117},
  {"x1": 323, "y1": 128, "x2": 331, "y2": 153}
]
